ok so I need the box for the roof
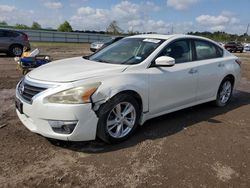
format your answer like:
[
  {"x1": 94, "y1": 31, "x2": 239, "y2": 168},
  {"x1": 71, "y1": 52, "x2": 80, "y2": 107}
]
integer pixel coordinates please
[
  {"x1": 127, "y1": 34, "x2": 221, "y2": 46},
  {"x1": 127, "y1": 34, "x2": 186, "y2": 40}
]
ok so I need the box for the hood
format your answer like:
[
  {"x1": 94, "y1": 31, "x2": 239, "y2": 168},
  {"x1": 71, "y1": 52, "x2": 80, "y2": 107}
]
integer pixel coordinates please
[{"x1": 28, "y1": 57, "x2": 128, "y2": 82}]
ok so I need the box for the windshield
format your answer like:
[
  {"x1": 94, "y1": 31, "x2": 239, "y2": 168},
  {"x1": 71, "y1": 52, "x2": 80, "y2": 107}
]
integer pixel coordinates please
[{"x1": 88, "y1": 38, "x2": 164, "y2": 65}]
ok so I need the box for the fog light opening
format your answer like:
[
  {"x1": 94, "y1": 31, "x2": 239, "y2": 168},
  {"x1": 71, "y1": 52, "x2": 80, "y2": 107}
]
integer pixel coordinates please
[{"x1": 48, "y1": 120, "x2": 78, "y2": 134}]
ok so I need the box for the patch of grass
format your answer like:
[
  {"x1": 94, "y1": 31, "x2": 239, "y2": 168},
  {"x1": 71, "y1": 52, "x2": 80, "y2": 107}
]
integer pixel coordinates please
[{"x1": 30, "y1": 42, "x2": 90, "y2": 48}]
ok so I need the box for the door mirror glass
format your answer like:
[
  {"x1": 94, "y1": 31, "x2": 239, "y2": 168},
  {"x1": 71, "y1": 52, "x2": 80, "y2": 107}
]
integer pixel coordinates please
[{"x1": 155, "y1": 56, "x2": 175, "y2": 66}]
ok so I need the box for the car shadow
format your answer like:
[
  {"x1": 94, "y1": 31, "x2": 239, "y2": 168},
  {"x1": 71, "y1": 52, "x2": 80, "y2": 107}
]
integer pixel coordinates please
[{"x1": 49, "y1": 89, "x2": 250, "y2": 153}]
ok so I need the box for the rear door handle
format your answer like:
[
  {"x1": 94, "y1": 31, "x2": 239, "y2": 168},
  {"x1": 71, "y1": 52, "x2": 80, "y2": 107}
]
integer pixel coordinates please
[{"x1": 189, "y1": 68, "x2": 198, "y2": 74}]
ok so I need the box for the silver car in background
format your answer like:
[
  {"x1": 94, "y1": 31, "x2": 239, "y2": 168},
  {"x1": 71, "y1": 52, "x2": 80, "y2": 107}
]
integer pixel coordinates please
[{"x1": 90, "y1": 36, "x2": 123, "y2": 52}]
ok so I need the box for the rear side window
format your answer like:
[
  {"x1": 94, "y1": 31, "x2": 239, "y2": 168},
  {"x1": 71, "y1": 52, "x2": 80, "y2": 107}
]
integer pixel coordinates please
[
  {"x1": 194, "y1": 40, "x2": 223, "y2": 60},
  {"x1": 158, "y1": 40, "x2": 192, "y2": 63},
  {"x1": 0, "y1": 30, "x2": 19, "y2": 37},
  {"x1": 5, "y1": 31, "x2": 19, "y2": 37}
]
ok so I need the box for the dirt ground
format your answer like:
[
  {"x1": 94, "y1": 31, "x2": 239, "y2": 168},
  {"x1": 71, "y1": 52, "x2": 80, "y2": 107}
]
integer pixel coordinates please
[{"x1": 0, "y1": 44, "x2": 250, "y2": 188}]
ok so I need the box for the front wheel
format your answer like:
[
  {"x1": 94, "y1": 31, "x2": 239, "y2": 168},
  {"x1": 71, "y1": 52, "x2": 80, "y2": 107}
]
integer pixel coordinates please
[
  {"x1": 215, "y1": 78, "x2": 233, "y2": 107},
  {"x1": 96, "y1": 94, "x2": 140, "y2": 144}
]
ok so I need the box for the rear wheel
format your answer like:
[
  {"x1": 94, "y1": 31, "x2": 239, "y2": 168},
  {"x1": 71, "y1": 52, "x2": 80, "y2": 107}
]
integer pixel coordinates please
[
  {"x1": 9, "y1": 44, "x2": 23, "y2": 57},
  {"x1": 96, "y1": 94, "x2": 140, "y2": 143},
  {"x1": 215, "y1": 78, "x2": 233, "y2": 107}
]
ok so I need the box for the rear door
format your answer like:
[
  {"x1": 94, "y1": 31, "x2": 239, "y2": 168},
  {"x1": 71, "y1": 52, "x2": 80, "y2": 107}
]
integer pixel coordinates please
[{"x1": 193, "y1": 39, "x2": 224, "y2": 100}]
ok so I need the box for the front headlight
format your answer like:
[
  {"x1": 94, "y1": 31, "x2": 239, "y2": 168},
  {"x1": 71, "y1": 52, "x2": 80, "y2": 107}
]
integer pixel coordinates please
[{"x1": 47, "y1": 82, "x2": 101, "y2": 104}]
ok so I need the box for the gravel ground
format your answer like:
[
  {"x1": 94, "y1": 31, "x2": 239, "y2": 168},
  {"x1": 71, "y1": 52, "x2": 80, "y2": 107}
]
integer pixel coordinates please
[{"x1": 0, "y1": 45, "x2": 250, "y2": 188}]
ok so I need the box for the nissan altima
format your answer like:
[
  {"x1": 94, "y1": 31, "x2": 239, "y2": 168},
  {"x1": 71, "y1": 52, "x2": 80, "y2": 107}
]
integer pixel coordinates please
[{"x1": 15, "y1": 34, "x2": 241, "y2": 143}]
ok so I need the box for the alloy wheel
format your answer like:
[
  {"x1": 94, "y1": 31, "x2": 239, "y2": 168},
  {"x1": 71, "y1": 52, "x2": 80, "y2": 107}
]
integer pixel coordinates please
[
  {"x1": 13, "y1": 47, "x2": 22, "y2": 56},
  {"x1": 219, "y1": 80, "x2": 232, "y2": 104},
  {"x1": 106, "y1": 102, "x2": 136, "y2": 138}
]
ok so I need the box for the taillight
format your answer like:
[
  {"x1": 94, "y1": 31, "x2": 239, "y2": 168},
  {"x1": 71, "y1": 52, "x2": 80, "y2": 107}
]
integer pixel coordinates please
[{"x1": 235, "y1": 59, "x2": 241, "y2": 66}]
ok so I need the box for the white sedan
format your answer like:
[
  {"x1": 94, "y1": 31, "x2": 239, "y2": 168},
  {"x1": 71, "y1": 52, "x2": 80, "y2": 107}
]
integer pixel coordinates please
[{"x1": 15, "y1": 34, "x2": 241, "y2": 143}]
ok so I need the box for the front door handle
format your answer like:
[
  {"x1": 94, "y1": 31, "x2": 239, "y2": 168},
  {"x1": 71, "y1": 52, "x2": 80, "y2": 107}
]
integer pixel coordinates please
[
  {"x1": 189, "y1": 68, "x2": 198, "y2": 74},
  {"x1": 218, "y1": 63, "x2": 224, "y2": 67}
]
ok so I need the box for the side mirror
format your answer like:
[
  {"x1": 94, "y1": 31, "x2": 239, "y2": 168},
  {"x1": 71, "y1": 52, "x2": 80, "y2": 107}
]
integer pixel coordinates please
[{"x1": 155, "y1": 56, "x2": 175, "y2": 67}]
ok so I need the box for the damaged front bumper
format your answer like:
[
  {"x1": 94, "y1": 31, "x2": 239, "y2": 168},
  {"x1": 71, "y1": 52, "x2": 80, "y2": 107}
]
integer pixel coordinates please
[{"x1": 15, "y1": 79, "x2": 99, "y2": 141}]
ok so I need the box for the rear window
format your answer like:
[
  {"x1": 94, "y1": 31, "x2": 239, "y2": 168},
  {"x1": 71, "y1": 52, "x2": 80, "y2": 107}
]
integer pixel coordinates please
[{"x1": 194, "y1": 40, "x2": 223, "y2": 60}]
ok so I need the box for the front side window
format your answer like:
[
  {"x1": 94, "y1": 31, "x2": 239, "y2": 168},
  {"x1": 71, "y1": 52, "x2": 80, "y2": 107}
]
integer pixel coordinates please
[
  {"x1": 88, "y1": 38, "x2": 164, "y2": 65},
  {"x1": 195, "y1": 40, "x2": 222, "y2": 60},
  {"x1": 158, "y1": 40, "x2": 192, "y2": 63}
]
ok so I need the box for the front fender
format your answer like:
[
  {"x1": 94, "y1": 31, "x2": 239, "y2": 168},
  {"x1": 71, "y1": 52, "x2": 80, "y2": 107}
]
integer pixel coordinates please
[{"x1": 91, "y1": 73, "x2": 149, "y2": 113}]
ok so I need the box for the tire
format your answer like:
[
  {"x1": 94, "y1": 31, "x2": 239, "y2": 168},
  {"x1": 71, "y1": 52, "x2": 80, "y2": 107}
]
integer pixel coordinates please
[
  {"x1": 96, "y1": 93, "x2": 140, "y2": 144},
  {"x1": 9, "y1": 44, "x2": 23, "y2": 57},
  {"x1": 240, "y1": 50, "x2": 243, "y2": 53},
  {"x1": 215, "y1": 78, "x2": 233, "y2": 107}
]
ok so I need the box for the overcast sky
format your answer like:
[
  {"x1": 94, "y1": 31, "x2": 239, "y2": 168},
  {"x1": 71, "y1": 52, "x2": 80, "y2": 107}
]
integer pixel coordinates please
[{"x1": 0, "y1": 0, "x2": 249, "y2": 34}]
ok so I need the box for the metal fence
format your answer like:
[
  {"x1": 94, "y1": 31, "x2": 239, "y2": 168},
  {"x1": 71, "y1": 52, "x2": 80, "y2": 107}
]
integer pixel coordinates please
[{"x1": 2, "y1": 28, "x2": 113, "y2": 43}]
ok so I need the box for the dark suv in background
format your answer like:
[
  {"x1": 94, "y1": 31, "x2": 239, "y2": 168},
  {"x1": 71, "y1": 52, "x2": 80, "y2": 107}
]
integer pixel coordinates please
[
  {"x1": 0, "y1": 29, "x2": 30, "y2": 56},
  {"x1": 224, "y1": 41, "x2": 244, "y2": 53}
]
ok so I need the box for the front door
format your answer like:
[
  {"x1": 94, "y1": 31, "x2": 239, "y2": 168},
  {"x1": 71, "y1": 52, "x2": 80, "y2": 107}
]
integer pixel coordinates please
[{"x1": 148, "y1": 39, "x2": 198, "y2": 116}]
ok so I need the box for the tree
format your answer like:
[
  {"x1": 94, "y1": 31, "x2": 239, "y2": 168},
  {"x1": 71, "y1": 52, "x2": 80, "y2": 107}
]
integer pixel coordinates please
[
  {"x1": 15, "y1": 24, "x2": 29, "y2": 29},
  {"x1": 0, "y1": 21, "x2": 8, "y2": 26},
  {"x1": 106, "y1": 20, "x2": 122, "y2": 34},
  {"x1": 31, "y1": 21, "x2": 41, "y2": 30},
  {"x1": 57, "y1": 21, "x2": 73, "y2": 32},
  {"x1": 127, "y1": 30, "x2": 140, "y2": 35}
]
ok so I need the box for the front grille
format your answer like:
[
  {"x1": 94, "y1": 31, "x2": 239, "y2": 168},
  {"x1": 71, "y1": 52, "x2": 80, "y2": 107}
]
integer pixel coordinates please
[{"x1": 18, "y1": 80, "x2": 47, "y2": 103}]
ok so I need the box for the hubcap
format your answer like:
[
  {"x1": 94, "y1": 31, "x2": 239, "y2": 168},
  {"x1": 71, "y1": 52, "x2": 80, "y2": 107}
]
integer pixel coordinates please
[
  {"x1": 106, "y1": 102, "x2": 136, "y2": 138},
  {"x1": 13, "y1": 47, "x2": 22, "y2": 56},
  {"x1": 219, "y1": 81, "x2": 232, "y2": 104}
]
